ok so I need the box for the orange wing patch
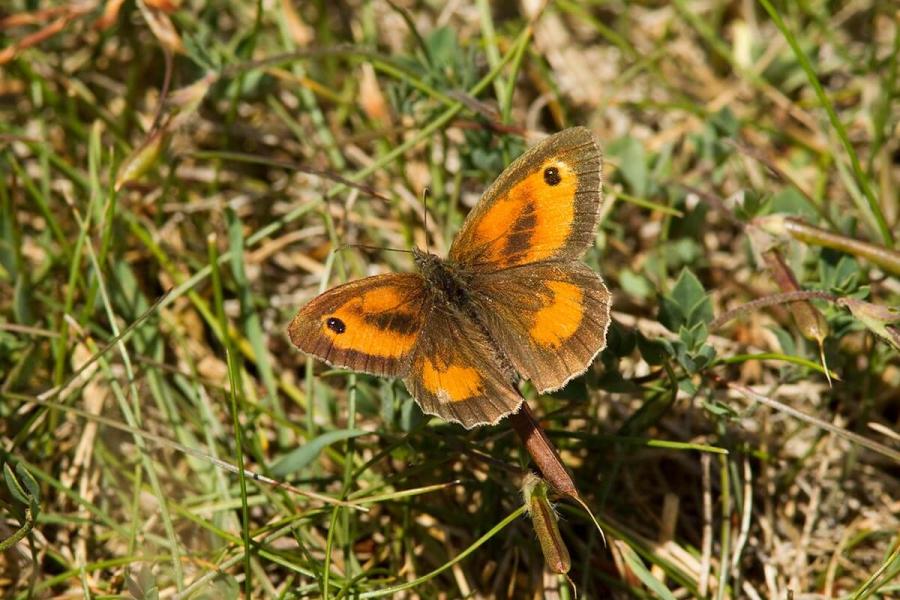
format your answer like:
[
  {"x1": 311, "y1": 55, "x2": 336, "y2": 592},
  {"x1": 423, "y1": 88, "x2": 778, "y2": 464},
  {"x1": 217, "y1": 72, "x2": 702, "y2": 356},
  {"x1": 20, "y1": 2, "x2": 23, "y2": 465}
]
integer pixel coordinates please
[
  {"x1": 530, "y1": 280, "x2": 584, "y2": 348},
  {"x1": 470, "y1": 159, "x2": 578, "y2": 268},
  {"x1": 321, "y1": 286, "x2": 419, "y2": 358},
  {"x1": 420, "y1": 356, "x2": 484, "y2": 403}
]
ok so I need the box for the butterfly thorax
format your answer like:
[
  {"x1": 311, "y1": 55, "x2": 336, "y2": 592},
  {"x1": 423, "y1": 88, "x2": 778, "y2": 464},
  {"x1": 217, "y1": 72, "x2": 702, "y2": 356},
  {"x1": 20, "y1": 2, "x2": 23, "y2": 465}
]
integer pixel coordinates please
[{"x1": 413, "y1": 248, "x2": 472, "y2": 308}]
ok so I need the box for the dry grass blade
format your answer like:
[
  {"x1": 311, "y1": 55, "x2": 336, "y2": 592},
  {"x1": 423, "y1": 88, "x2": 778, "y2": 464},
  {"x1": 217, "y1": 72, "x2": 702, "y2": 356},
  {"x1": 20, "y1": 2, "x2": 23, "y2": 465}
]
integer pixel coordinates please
[{"x1": 715, "y1": 376, "x2": 900, "y2": 464}]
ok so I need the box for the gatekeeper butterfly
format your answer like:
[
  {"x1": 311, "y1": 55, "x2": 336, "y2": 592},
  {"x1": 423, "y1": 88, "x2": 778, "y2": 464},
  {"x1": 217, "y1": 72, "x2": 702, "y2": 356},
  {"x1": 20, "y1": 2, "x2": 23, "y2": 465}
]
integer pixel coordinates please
[{"x1": 289, "y1": 127, "x2": 611, "y2": 428}]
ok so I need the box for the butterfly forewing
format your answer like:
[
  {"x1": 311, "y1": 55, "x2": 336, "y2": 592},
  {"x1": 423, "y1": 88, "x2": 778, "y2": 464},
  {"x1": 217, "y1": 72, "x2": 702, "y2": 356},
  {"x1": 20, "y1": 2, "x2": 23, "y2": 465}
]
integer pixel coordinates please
[
  {"x1": 449, "y1": 127, "x2": 602, "y2": 271},
  {"x1": 404, "y1": 305, "x2": 523, "y2": 428},
  {"x1": 288, "y1": 273, "x2": 431, "y2": 378}
]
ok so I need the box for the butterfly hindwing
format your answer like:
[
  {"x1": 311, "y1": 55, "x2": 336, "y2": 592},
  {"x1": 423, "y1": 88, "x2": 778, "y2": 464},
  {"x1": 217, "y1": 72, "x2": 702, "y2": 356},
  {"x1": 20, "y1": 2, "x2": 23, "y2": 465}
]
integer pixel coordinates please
[
  {"x1": 449, "y1": 127, "x2": 602, "y2": 271},
  {"x1": 404, "y1": 305, "x2": 523, "y2": 429},
  {"x1": 288, "y1": 273, "x2": 431, "y2": 378},
  {"x1": 470, "y1": 261, "x2": 611, "y2": 393}
]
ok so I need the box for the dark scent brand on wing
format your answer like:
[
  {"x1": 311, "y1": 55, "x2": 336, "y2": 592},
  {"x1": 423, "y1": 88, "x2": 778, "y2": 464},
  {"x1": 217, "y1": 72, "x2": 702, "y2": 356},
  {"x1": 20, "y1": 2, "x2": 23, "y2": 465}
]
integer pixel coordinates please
[
  {"x1": 364, "y1": 311, "x2": 420, "y2": 335},
  {"x1": 503, "y1": 201, "x2": 537, "y2": 263}
]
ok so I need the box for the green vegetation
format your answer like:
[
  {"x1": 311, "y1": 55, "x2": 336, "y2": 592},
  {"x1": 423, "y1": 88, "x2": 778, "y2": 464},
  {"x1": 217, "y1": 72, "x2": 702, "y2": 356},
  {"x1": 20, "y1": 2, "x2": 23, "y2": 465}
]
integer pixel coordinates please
[{"x1": 1, "y1": 1, "x2": 897, "y2": 598}]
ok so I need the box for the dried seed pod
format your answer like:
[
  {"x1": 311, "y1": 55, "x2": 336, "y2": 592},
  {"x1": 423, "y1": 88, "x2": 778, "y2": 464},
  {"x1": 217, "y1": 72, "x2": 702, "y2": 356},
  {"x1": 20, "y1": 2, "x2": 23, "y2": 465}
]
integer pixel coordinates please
[
  {"x1": 761, "y1": 249, "x2": 831, "y2": 381},
  {"x1": 745, "y1": 219, "x2": 833, "y2": 385},
  {"x1": 761, "y1": 250, "x2": 827, "y2": 341},
  {"x1": 115, "y1": 128, "x2": 169, "y2": 191},
  {"x1": 509, "y1": 405, "x2": 578, "y2": 499},
  {"x1": 522, "y1": 473, "x2": 571, "y2": 576},
  {"x1": 510, "y1": 404, "x2": 606, "y2": 543}
]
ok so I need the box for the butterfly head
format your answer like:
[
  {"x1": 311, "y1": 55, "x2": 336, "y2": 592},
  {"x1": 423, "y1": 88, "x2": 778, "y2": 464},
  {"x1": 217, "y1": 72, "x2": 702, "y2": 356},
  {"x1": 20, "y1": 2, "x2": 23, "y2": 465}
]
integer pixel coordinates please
[{"x1": 411, "y1": 246, "x2": 440, "y2": 271}]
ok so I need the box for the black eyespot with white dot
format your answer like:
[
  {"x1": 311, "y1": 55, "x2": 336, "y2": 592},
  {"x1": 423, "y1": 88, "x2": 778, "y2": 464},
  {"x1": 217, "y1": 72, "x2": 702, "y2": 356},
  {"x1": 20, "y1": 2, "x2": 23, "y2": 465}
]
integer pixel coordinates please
[
  {"x1": 543, "y1": 166, "x2": 562, "y2": 186},
  {"x1": 326, "y1": 317, "x2": 346, "y2": 334}
]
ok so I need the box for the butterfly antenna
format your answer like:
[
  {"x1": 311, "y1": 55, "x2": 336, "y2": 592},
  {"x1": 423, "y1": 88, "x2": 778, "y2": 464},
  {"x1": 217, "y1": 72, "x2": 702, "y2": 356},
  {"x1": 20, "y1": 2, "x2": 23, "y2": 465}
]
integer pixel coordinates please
[
  {"x1": 336, "y1": 243, "x2": 413, "y2": 255},
  {"x1": 422, "y1": 186, "x2": 431, "y2": 253}
]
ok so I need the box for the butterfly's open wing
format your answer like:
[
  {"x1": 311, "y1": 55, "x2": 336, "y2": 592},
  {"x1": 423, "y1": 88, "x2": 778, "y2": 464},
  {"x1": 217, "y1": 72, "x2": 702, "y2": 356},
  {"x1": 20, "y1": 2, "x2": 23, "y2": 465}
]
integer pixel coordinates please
[
  {"x1": 449, "y1": 127, "x2": 602, "y2": 271},
  {"x1": 404, "y1": 306, "x2": 523, "y2": 429},
  {"x1": 288, "y1": 273, "x2": 431, "y2": 378},
  {"x1": 470, "y1": 261, "x2": 611, "y2": 393}
]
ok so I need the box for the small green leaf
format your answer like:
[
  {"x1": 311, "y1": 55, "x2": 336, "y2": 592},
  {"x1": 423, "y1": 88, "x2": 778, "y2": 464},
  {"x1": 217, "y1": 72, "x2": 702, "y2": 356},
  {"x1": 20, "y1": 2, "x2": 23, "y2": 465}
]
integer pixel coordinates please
[
  {"x1": 426, "y1": 27, "x2": 458, "y2": 69},
  {"x1": 768, "y1": 188, "x2": 818, "y2": 220},
  {"x1": 181, "y1": 33, "x2": 219, "y2": 70},
  {"x1": 637, "y1": 334, "x2": 672, "y2": 365},
  {"x1": 661, "y1": 269, "x2": 712, "y2": 331},
  {"x1": 674, "y1": 342, "x2": 697, "y2": 373},
  {"x1": 608, "y1": 136, "x2": 649, "y2": 197},
  {"x1": 401, "y1": 396, "x2": 427, "y2": 432},
  {"x1": 470, "y1": 146, "x2": 504, "y2": 173},
  {"x1": 619, "y1": 269, "x2": 653, "y2": 300},
  {"x1": 678, "y1": 378, "x2": 698, "y2": 395},
  {"x1": 735, "y1": 189, "x2": 772, "y2": 221},
  {"x1": 769, "y1": 325, "x2": 797, "y2": 355},
  {"x1": 821, "y1": 255, "x2": 862, "y2": 293},
  {"x1": 695, "y1": 344, "x2": 717, "y2": 370},
  {"x1": 380, "y1": 381, "x2": 397, "y2": 427},
  {"x1": 3, "y1": 463, "x2": 28, "y2": 505},
  {"x1": 15, "y1": 463, "x2": 40, "y2": 504},
  {"x1": 682, "y1": 322, "x2": 711, "y2": 354},
  {"x1": 270, "y1": 429, "x2": 369, "y2": 476},
  {"x1": 687, "y1": 296, "x2": 714, "y2": 327},
  {"x1": 658, "y1": 296, "x2": 686, "y2": 332},
  {"x1": 670, "y1": 269, "x2": 707, "y2": 316},
  {"x1": 678, "y1": 322, "x2": 703, "y2": 350},
  {"x1": 701, "y1": 399, "x2": 737, "y2": 418}
]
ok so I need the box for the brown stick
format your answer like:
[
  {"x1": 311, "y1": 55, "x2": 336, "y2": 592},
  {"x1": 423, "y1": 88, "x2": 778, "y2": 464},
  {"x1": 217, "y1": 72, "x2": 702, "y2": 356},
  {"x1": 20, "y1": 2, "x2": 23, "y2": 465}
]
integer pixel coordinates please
[
  {"x1": 508, "y1": 403, "x2": 578, "y2": 499},
  {"x1": 509, "y1": 402, "x2": 607, "y2": 541},
  {"x1": 781, "y1": 218, "x2": 900, "y2": 276}
]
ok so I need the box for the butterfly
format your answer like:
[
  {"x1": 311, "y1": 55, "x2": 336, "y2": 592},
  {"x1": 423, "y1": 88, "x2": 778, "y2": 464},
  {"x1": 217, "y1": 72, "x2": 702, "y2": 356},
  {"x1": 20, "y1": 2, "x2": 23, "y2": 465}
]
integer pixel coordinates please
[{"x1": 288, "y1": 127, "x2": 612, "y2": 429}]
